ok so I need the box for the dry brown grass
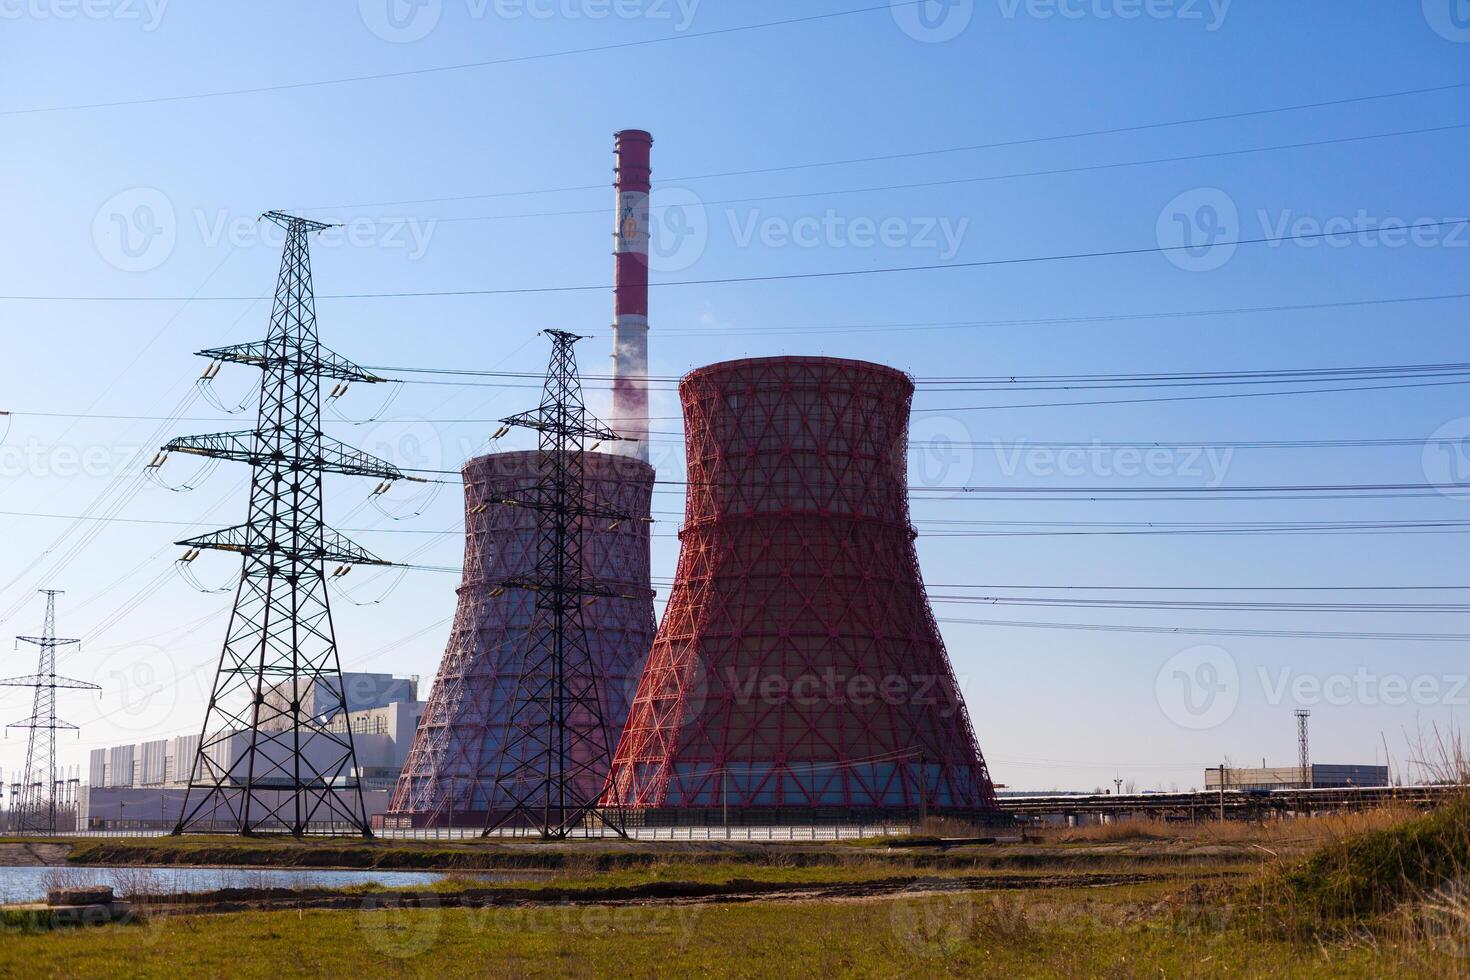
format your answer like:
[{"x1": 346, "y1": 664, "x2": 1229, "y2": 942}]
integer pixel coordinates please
[{"x1": 1036, "y1": 806, "x2": 1421, "y2": 847}]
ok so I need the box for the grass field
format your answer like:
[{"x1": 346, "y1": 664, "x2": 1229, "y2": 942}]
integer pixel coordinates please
[
  {"x1": 4, "y1": 804, "x2": 1470, "y2": 977},
  {"x1": 0, "y1": 885, "x2": 1452, "y2": 978}
]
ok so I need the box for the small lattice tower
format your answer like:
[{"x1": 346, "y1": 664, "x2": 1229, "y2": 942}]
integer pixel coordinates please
[{"x1": 1, "y1": 591, "x2": 98, "y2": 834}]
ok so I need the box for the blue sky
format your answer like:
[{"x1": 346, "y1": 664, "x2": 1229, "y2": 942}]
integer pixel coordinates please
[{"x1": 1, "y1": 1, "x2": 1468, "y2": 794}]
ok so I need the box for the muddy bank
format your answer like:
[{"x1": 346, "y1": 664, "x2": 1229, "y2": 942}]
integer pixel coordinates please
[
  {"x1": 0, "y1": 843, "x2": 70, "y2": 867},
  {"x1": 62, "y1": 838, "x2": 1272, "y2": 873},
  {"x1": 128, "y1": 870, "x2": 1168, "y2": 917}
]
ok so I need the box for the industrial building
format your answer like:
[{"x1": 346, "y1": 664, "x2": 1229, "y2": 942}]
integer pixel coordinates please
[
  {"x1": 1204, "y1": 764, "x2": 1389, "y2": 792},
  {"x1": 80, "y1": 672, "x2": 421, "y2": 830},
  {"x1": 604, "y1": 356, "x2": 998, "y2": 822}
]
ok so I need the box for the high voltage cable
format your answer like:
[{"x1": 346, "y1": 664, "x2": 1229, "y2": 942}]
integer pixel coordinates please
[
  {"x1": 9, "y1": 218, "x2": 1467, "y2": 302},
  {"x1": 2, "y1": 410, "x2": 1463, "y2": 455},
  {"x1": 394, "y1": 123, "x2": 1470, "y2": 226},
  {"x1": 12, "y1": 509, "x2": 1470, "y2": 539},
  {"x1": 301, "y1": 80, "x2": 1470, "y2": 210},
  {"x1": 935, "y1": 618, "x2": 1470, "y2": 642},
  {"x1": 928, "y1": 594, "x2": 1470, "y2": 612},
  {"x1": 0, "y1": 3, "x2": 917, "y2": 117},
  {"x1": 365, "y1": 360, "x2": 1470, "y2": 386},
  {"x1": 653, "y1": 291, "x2": 1470, "y2": 338},
  {"x1": 910, "y1": 378, "x2": 1470, "y2": 412}
]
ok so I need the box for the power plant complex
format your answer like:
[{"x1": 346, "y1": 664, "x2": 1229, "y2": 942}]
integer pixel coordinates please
[
  {"x1": 5, "y1": 130, "x2": 1401, "y2": 840},
  {"x1": 382, "y1": 131, "x2": 995, "y2": 830},
  {"x1": 13, "y1": 131, "x2": 997, "y2": 836}
]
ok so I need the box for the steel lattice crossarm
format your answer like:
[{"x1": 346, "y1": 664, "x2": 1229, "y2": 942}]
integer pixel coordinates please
[
  {"x1": 494, "y1": 489, "x2": 637, "y2": 523},
  {"x1": 174, "y1": 524, "x2": 390, "y2": 566},
  {"x1": 1, "y1": 673, "x2": 97, "y2": 691},
  {"x1": 497, "y1": 576, "x2": 638, "y2": 601},
  {"x1": 10, "y1": 633, "x2": 79, "y2": 649},
  {"x1": 5, "y1": 714, "x2": 80, "y2": 732},
  {"x1": 163, "y1": 431, "x2": 405, "y2": 481},
  {"x1": 196, "y1": 340, "x2": 388, "y2": 385},
  {"x1": 499, "y1": 410, "x2": 621, "y2": 444}
]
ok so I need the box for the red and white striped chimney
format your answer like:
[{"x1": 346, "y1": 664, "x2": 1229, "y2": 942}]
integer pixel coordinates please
[{"x1": 612, "y1": 129, "x2": 652, "y2": 462}]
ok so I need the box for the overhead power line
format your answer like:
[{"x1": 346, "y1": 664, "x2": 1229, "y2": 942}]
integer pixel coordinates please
[
  {"x1": 936, "y1": 618, "x2": 1470, "y2": 642},
  {"x1": 0, "y1": 3, "x2": 917, "y2": 117},
  {"x1": 397, "y1": 123, "x2": 1470, "y2": 226},
  {"x1": 6, "y1": 218, "x2": 1465, "y2": 303},
  {"x1": 654, "y1": 291, "x2": 1470, "y2": 338},
  {"x1": 302, "y1": 80, "x2": 1470, "y2": 210},
  {"x1": 365, "y1": 359, "x2": 1470, "y2": 386}
]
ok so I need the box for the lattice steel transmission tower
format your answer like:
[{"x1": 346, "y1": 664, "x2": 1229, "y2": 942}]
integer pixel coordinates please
[
  {"x1": 2, "y1": 591, "x2": 98, "y2": 834},
  {"x1": 1296, "y1": 708, "x2": 1312, "y2": 789},
  {"x1": 483, "y1": 330, "x2": 635, "y2": 839},
  {"x1": 164, "y1": 211, "x2": 404, "y2": 837}
]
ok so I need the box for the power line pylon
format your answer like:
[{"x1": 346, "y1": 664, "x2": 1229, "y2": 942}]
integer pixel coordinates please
[
  {"x1": 163, "y1": 211, "x2": 404, "y2": 837},
  {"x1": 2, "y1": 590, "x2": 98, "y2": 835},
  {"x1": 1296, "y1": 708, "x2": 1311, "y2": 789},
  {"x1": 483, "y1": 330, "x2": 636, "y2": 839}
]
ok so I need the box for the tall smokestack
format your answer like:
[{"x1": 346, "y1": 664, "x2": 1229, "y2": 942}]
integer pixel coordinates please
[{"x1": 612, "y1": 129, "x2": 652, "y2": 462}]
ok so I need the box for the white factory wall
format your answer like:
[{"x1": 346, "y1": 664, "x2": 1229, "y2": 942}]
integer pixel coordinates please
[
  {"x1": 79, "y1": 785, "x2": 394, "y2": 831},
  {"x1": 83, "y1": 677, "x2": 424, "y2": 815}
]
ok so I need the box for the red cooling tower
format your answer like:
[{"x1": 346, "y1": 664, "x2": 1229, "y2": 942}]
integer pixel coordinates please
[
  {"x1": 387, "y1": 451, "x2": 655, "y2": 826},
  {"x1": 606, "y1": 357, "x2": 997, "y2": 818}
]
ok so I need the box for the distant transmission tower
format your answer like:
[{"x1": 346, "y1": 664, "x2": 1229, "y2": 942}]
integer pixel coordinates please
[
  {"x1": 1, "y1": 591, "x2": 98, "y2": 834},
  {"x1": 163, "y1": 211, "x2": 404, "y2": 837},
  {"x1": 484, "y1": 330, "x2": 635, "y2": 839},
  {"x1": 1295, "y1": 708, "x2": 1311, "y2": 789}
]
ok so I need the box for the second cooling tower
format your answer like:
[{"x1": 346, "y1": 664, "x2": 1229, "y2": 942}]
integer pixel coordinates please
[{"x1": 387, "y1": 451, "x2": 655, "y2": 826}]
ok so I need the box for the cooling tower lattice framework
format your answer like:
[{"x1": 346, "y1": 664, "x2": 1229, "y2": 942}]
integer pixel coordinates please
[
  {"x1": 606, "y1": 356, "x2": 997, "y2": 813},
  {"x1": 388, "y1": 450, "x2": 655, "y2": 826}
]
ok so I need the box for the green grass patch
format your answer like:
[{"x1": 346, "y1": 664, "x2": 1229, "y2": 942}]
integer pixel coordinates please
[
  {"x1": 1260, "y1": 795, "x2": 1470, "y2": 935},
  {"x1": 0, "y1": 893, "x2": 1439, "y2": 978}
]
